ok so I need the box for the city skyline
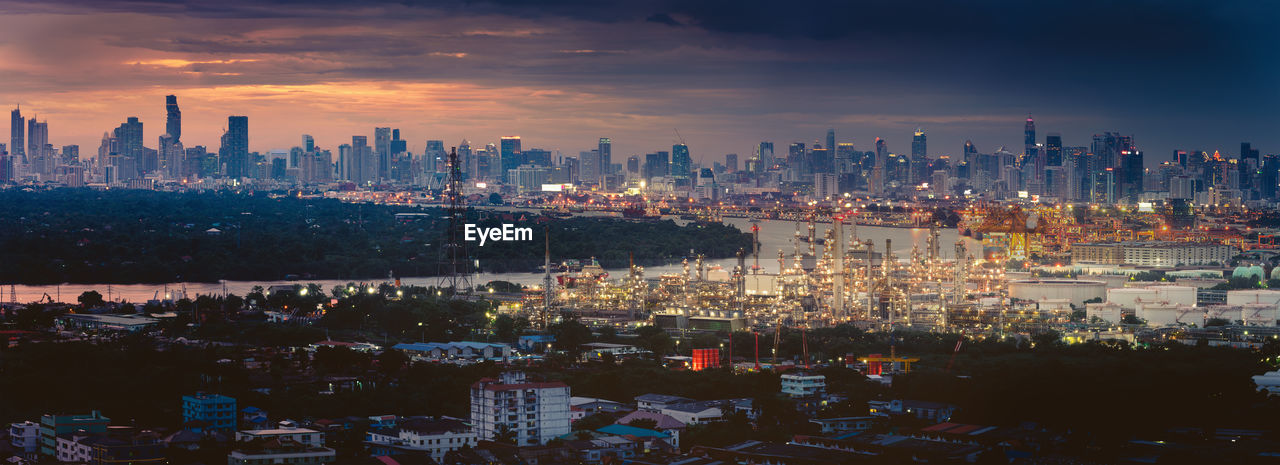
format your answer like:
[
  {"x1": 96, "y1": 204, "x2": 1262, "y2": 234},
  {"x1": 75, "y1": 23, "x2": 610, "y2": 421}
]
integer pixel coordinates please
[{"x1": 0, "y1": 0, "x2": 1276, "y2": 163}]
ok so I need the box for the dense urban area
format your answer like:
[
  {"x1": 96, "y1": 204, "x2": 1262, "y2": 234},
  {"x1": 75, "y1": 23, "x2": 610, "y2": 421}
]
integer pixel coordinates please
[{"x1": 5, "y1": 88, "x2": 1280, "y2": 464}]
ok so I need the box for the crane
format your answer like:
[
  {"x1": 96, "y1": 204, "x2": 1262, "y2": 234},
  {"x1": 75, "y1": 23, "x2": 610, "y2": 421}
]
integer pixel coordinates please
[
  {"x1": 673, "y1": 128, "x2": 687, "y2": 146},
  {"x1": 945, "y1": 338, "x2": 963, "y2": 372}
]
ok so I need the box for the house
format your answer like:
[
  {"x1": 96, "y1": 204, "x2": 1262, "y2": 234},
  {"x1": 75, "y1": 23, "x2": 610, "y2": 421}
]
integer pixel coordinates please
[
  {"x1": 809, "y1": 416, "x2": 877, "y2": 435},
  {"x1": 55, "y1": 428, "x2": 164, "y2": 465},
  {"x1": 890, "y1": 400, "x2": 958, "y2": 422},
  {"x1": 517, "y1": 334, "x2": 555, "y2": 351},
  {"x1": 393, "y1": 341, "x2": 513, "y2": 360},
  {"x1": 564, "y1": 436, "x2": 637, "y2": 464},
  {"x1": 634, "y1": 394, "x2": 693, "y2": 413},
  {"x1": 240, "y1": 407, "x2": 269, "y2": 430},
  {"x1": 365, "y1": 417, "x2": 477, "y2": 463},
  {"x1": 597, "y1": 424, "x2": 677, "y2": 450},
  {"x1": 7, "y1": 422, "x2": 38, "y2": 459}
]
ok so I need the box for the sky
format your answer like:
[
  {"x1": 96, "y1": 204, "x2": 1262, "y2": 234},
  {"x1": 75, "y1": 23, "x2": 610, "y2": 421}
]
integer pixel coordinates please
[{"x1": 0, "y1": 0, "x2": 1276, "y2": 168}]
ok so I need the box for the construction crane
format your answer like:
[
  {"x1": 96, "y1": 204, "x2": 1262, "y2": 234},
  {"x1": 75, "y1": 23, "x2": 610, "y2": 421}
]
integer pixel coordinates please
[{"x1": 673, "y1": 128, "x2": 687, "y2": 146}]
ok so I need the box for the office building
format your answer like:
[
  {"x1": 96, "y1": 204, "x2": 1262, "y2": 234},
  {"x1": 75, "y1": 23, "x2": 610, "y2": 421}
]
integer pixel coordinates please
[
  {"x1": 220, "y1": 116, "x2": 248, "y2": 178},
  {"x1": 10, "y1": 107, "x2": 24, "y2": 163},
  {"x1": 165, "y1": 95, "x2": 181, "y2": 143},
  {"x1": 500, "y1": 136, "x2": 521, "y2": 182},
  {"x1": 672, "y1": 143, "x2": 691, "y2": 179}
]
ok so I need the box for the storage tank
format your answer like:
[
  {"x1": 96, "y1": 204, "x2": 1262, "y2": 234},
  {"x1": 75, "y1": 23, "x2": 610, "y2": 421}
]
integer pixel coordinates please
[
  {"x1": 1227, "y1": 290, "x2": 1280, "y2": 307},
  {"x1": 1009, "y1": 279, "x2": 1107, "y2": 307},
  {"x1": 1107, "y1": 288, "x2": 1159, "y2": 310},
  {"x1": 1204, "y1": 305, "x2": 1242, "y2": 324},
  {"x1": 1242, "y1": 303, "x2": 1279, "y2": 326},
  {"x1": 1086, "y1": 302, "x2": 1124, "y2": 324},
  {"x1": 1151, "y1": 285, "x2": 1197, "y2": 307},
  {"x1": 1137, "y1": 302, "x2": 1200, "y2": 327}
]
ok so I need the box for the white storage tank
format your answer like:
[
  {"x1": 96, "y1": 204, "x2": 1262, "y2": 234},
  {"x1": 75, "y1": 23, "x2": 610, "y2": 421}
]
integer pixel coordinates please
[
  {"x1": 1204, "y1": 305, "x2": 1243, "y2": 324},
  {"x1": 1137, "y1": 302, "x2": 1200, "y2": 327},
  {"x1": 1242, "y1": 303, "x2": 1279, "y2": 326},
  {"x1": 1226, "y1": 290, "x2": 1280, "y2": 307},
  {"x1": 1009, "y1": 279, "x2": 1107, "y2": 307},
  {"x1": 1151, "y1": 285, "x2": 1197, "y2": 307},
  {"x1": 1107, "y1": 288, "x2": 1159, "y2": 310},
  {"x1": 1086, "y1": 302, "x2": 1124, "y2": 324}
]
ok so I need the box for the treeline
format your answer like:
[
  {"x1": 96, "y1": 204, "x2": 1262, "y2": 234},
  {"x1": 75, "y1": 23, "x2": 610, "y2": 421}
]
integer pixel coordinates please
[{"x1": 0, "y1": 189, "x2": 751, "y2": 284}]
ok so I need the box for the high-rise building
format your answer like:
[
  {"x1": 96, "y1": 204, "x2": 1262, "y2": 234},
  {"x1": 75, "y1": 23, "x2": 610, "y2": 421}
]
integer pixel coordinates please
[
  {"x1": 757, "y1": 141, "x2": 774, "y2": 171},
  {"x1": 1023, "y1": 116, "x2": 1036, "y2": 168},
  {"x1": 302, "y1": 134, "x2": 315, "y2": 152},
  {"x1": 470, "y1": 372, "x2": 569, "y2": 446},
  {"x1": 10, "y1": 107, "x2": 24, "y2": 164},
  {"x1": 911, "y1": 128, "x2": 927, "y2": 160},
  {"x1": 671, "y1": 144, "x2": 692, "y2": 179},
  {"x1": 220, "y1": 116, "x2": 248, "y2": 178},
  {"x1": 114, "y1": 117, "x2": 144, "y2": 179},
  {"x1": 165, "y1": 95, "x2": 181, "y2": 143},
  {"x1": 644, "y1": 151, "x2": 669, "y2": 179},
  {"x1": 598, "y1": 138, "x2": 611, "y2": 175},
  {"x1": 626, "y1": 155, "x2": 640, "y2": 176},
  {"x1": 1045, "y1": 133, "x2": 1062, "y2": 166},
  {"x1": 825, "y1": 129, "x2": 835, "y2": 158},
  {"x1": 725, "y1": 153, "x2": 738, "y2": 172},
  {"x1": 374, "y1": 127, "x2": 391, "y2": 180},
  {"x1": 500, "y1": 136, "x2": 521, "y2": 182},
  {"x1": 26, "y1": 117, "x2": 48, "y2": 174}
]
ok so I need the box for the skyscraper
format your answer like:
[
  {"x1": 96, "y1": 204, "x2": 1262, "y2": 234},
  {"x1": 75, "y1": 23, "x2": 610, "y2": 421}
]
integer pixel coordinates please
[
  {"x1": 598, "y1": 138, "x2": 611, "y2": 176},
  {"x1": 725, "y1": 153, "x2": 738, "y2": 172},
  {"x1": 302, "y1": 134, "x2": 314, "y2": 152},
  {"x1": 825, "y1": 128, "x2": 835, "y2": 157},
  {"x1": 911, "y1": 128, "x2": 927, "y2": 159},
  {"x1": 757, "y1": 141, "x2": 775, "y2": 171},
  {"x1": 10, "y1": 107, "x2": 24, "y2": 164},
  {"x1": 671, "y1": 143, "x2": 691, "y2": 179},
  {"x1": 115, "y1": 117, "x2": 144, "y2": 179},
  {"x1": 27, "y1": 117, "x2": 48, "y2": 174},
  {"x1": 165, "y1": 95, "x2": 181, "y2": 143},
  {"x1": 220, "y1": 116, "x2": 248, "y2": 178},
  {"x1": 1023, "y1": 115, "x2": 1036, "y2": 168},
  {"x1": 1045, "y1": 133, "x2": 1062, "y2": 166},
  {"x1": 500, "y1": 136, "x2": 521, "y2": 182},
  {"x1": 374, "y1": 127, "x2": 391, "y2": 180}
]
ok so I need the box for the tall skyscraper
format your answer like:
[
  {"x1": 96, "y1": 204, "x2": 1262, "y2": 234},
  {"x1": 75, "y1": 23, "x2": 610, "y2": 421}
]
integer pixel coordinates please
[
  {"x1": 671, "y1": 143, "x2": 692, "y2": 179},
  {"x1": 115, "y1": 117, "x2": 144, "y2": 179},
  {"x1": 1045, "y1": 133, "x2": 1063, "y2": 166},
  {"x1": 1023, "y1": 115, "x2": 1036, "y2": 167},
  {"x1": 220, "y1": 116, "x2": 248, "y2": 178},
  {"x1": 10, "y1": 107, "x2": 24, "y2": 164},
  {"x1": 302, "y1": 134, "x2": 315, "y2": 152},
  {"x1": 500, "y1": 136, "x2": 521, "y2": 182},
  {"x1": 757, "y1": 141, "x2": 775, "y2": 171},
  {"x1": 825, "y1": 128, "x2": 835, "y2": 156},
  {"x1": 598, "y1": 138, "x2": 611, "y2": 176},
  {"x1": 165, "y1": 95, "x2": 181, "y2": 143},
  {"x1": 374, "y1": 127, "x2": 391, "y2": 180},
  {"x1": 725, "y1": 153, "x2": 738, "y2": 172},
  {"x1": 911, "y1": 128, "x2": 927, "y2": 160},
  {"x1": 27, "y1": 117, "x2": 48, "y2": 174}
]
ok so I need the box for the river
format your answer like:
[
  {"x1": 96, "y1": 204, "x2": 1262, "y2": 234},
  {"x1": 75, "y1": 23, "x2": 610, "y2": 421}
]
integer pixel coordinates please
[{"x1": 4, "y1": 215, "x2": 980, "y2": 304}]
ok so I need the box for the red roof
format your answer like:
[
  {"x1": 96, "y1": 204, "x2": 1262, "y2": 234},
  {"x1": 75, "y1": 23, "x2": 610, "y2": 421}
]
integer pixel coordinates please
[{"x1": 921, "y1": 422, "x2": 958, "y2": 432}]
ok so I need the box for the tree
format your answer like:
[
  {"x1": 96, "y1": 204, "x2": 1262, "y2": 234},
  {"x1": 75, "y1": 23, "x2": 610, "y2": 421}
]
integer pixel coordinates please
[
  {"x1": 77, "y1": 291, "x2": 105, "y2": 308},
  {"x1": 494, "y1": 315, "x2": 519, "y2": 343},
  {"x1": 627, "y1": 418, "x2": 658, "y2": 430},
  {"x1": 492, "y1": 424, "x2": 517, "y2": 445},
  {"x1": 488, "y1": 193, "x2": 503, "y2": 205},
  {"x1": 551, "y1": 318, "x2": 593, "y2": 360}
]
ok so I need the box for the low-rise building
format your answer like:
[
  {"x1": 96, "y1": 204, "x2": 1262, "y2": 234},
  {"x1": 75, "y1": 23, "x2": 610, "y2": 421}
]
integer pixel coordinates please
[
  {"x1": 182, "y1": 393, "x2": 236, "y2": 432},
  {"x1": 9, "y1": 421, "x2": 39, "y2": 458},
  {"x1": 39, "y1": 411, "x2": 110, "y2": 457},
  {"x1": 393, "y1": 341, "x2": 513, "y2": 360},
  {"x1": 227, "y1": 440, "x2": 335, "y2": 465},
  {"x1": 54, "y1": 314, "x2": 158, "y2": 333},
  {"x1": 780, "y1": 372, "x2": 827, "y2": 398},
  {"x1": 365, "y1": 416, "x2": 477, "y2": 463},
  {"x1": 235, "y1": 423, "x2": 324, "y2": 446}
]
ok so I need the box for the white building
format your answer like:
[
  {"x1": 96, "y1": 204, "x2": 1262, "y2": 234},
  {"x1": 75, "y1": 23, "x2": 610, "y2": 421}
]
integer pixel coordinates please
[
  {"x1": 235, "y1": 422, "x2": 324, "y2": 446},
  {"x1": 470, "y1": 372, "x2": 570, "y2": 446},
  {"x1": 227, "y1": 442, "x2": 335, "y2": 465},
  {"x1": 780, "y1": 373, "x2": 827, "y2": 398},
  {"x1": 54, "y1": 432, "x2": 94, "y2": 463},
  {"x1": 365, "y1": 417, "x2": 476, "y2": 463}
]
